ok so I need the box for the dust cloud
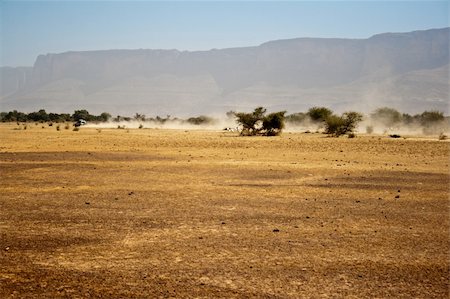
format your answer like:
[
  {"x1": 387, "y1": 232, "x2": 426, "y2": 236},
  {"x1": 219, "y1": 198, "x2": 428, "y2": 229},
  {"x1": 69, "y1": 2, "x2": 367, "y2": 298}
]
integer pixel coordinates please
[{"x1": 85, "y1": 113, "x2": 449, "y2": 137}]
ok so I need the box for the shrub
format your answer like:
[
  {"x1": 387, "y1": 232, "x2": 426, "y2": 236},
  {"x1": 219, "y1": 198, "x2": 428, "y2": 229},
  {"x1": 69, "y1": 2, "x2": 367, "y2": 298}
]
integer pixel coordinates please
[
  {"x1": 324, "y1": 115, "x2": 345, "y2": 136},
  {"x1": 324, "y1": 112, "x2": 363, "y2": 137},
  {"x1": 99, "y1": 112, "x2": 112, "y2": 122},
  {"x1": 72, "y1": 109, "x2": 91, "y2": 121},
  {"x1": 371, "y1": 107, "x2": 402, "y2": 128},
  {"x1": 56, "y1": 125, "x2": 60, "y2": 131},
  {"x1": 235, "y1": 107, "x2": 286, "y2": 136},
  {"x1": 73, "y1": 127, "x2": 80, "y2": 131},
  {"x1": 186, "y1": 116, "x2": 214, "y2": 125},
  {"x1": 420, "y1": 111, "x2": 445, "y2": 135},
  {"x1": 235, "y1": 107, "x2": 266, "y2": 136},
  {"x1": 420, "y1": 110, "x2": 444, "y2": 125},
  {"x1": 307, "y1": 107, "x2": 333, "y2": 123},
  {"x1": 138, "y1": 124, "x2": 144, "y2": 129},
  {"x1": 262, "y1": 111, "x2": 286, "y2": 136},
  {"x1": 65, "y1": 124, "x2": 70, "y2": 130}
]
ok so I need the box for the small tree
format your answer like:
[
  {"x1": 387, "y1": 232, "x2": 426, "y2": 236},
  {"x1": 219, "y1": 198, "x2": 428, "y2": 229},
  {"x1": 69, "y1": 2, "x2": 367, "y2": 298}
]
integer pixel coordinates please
[
  {"x1": 186, "y1": 116, "x2": 215, "y2": 125},
  {"x1": 420, "y1": 110, "x2": 444, "y2": 125},
  {"x1": 28, "y1": 109, "x2": 49, "y2": 122},
  {"x1": 307, "y1": 107, "x2": 333, "y2": 123},
  {"x1": 235, "y1": 107, "x2": 266, "y2": 136},
  {"x1": 72, "y1": 109, "x2": 91, "y2": 121},
  {"x1": 263, "y1": 111, "x2": 286, "y2": 136},
  {"x1": 371, "y1": 107, "x2": 402, "y2": 128},
  {"x1": 420, "y1": 110, "x2": 445, "y2": 135},
  {"x1": 99, "y1": 112, "x2": 112, "y2": 122},
  {"x1": 325, "y1": 111, "x2": 363, "y2": 137},
  {"x1": 235, "y1": 107, "x2": 286, "y2": 136}
]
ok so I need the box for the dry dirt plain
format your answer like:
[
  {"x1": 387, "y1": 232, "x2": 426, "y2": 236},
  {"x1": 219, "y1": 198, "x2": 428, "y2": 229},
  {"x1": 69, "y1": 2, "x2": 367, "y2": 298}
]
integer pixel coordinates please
[{"x1": 0, "y1": 123, "x2": 449, "y2": 298}]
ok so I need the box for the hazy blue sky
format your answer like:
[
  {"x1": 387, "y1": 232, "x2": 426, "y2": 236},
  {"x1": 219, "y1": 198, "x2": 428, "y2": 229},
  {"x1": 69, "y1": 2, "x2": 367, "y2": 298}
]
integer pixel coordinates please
[{"x1": 1, "y1": 0, "x2": 448, "y2": 67}]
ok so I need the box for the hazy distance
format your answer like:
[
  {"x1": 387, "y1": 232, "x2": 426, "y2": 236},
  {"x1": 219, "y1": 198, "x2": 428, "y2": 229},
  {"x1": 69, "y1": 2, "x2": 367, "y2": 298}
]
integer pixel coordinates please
[{"x1": 1, "y1": 28, "x2": 448, "y2": 117}]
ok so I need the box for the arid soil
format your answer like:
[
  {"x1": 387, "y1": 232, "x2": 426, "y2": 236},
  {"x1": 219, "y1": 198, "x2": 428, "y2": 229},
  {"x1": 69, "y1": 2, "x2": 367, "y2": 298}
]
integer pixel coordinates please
[{"x1": 1, "y1": 123, "x2": 449, "y2": 298}]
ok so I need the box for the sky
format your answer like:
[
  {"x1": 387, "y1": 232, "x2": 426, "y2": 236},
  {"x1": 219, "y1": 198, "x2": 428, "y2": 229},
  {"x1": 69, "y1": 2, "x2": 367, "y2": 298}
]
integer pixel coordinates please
[{"x1": 0, "y1": 0, "x2": 448, "y2": 67}]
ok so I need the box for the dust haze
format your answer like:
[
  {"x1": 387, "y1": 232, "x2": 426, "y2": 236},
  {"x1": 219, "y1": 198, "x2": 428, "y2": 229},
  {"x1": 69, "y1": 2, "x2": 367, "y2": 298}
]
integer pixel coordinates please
[
  {"x1": 1, "y1": 28, "x2": 448, "y2": 116},
  {"x1": 84, "y1": 113, "x2": 450, "y2": 137}
]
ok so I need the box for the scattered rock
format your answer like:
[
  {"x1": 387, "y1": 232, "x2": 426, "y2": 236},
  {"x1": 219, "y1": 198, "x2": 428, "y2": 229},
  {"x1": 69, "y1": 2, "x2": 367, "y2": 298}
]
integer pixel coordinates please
[
  {"x1": 221, "y1": 222, "x2": 226, "y2": 225},
  {"x1": 85, "y1": 202, "x2": 90, "y2": 205},
  {"x1": 4, "y1": 247, "x2": 10, "y2": 251},
  {"x1": 128, "y1": 192, "x2": 134, "y2": 196},
  {"x1": 395, "y1": 195, "x2": 400, "y2": 199},
  {"x1": 273, "y1": 228, "x2": 280, "y2": 232}
]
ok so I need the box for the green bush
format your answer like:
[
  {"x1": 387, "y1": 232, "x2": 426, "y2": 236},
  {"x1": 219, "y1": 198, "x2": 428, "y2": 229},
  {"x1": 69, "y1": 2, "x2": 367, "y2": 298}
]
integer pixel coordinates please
[
  {"x1": 235, "y1": 107, "x2": 286, "y2": 136},
  {"x1": 307, "y1": 107, "x2": 333, "y2": 123},
  {"x1": 263, "y1": 111, "x2": 286, "y2": 136},
  {"x1": 324, "y1": 112, "x2": 363, "y2": 137},
  {"x1": 235, "y1": 107, "x2": 266, "y2": 136}
]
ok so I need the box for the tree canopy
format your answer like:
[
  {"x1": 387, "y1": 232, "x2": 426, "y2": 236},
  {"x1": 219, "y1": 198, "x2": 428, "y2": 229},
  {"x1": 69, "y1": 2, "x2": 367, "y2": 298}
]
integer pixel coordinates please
[
  {"x1": 324, "y1": 111, "x2": 363, "y2": 137},
  {"x1": 234, "y1": 107, "x2": 286, "y2": 136}
]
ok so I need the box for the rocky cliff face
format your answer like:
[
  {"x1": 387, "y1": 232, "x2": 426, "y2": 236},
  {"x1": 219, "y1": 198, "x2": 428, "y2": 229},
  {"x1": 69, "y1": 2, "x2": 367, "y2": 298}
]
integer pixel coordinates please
[{"x1": 1, "y1": 28, "x2": 448, "y2": 115}]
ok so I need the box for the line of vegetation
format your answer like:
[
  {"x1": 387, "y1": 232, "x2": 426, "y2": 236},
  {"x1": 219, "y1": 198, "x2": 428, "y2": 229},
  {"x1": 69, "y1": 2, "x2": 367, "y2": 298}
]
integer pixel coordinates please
[
  {"x1": 0, "y1": 110, "x2": 217, "y2": 126},
  {"x1": 1, "y1": 106, "x2": 448, "y2": 137},
  {"x1": 232, "y1": 107, "x2": 364, "y2": 137},
  {"x1": 0, "y1": 109, "x2": 112, "y2": 123},
  {"x1": 283, "y1": 106, "x2": 448, "y2": 136},
  {"x1": 367, "y1": 107, "x2": 446, "y2": 135}
]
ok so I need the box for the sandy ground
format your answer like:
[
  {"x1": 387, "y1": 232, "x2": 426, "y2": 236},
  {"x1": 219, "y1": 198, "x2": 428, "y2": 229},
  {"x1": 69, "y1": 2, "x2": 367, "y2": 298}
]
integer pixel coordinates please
[{"x1": 0, "y1": 123, "x2": 449, "y2": 298}]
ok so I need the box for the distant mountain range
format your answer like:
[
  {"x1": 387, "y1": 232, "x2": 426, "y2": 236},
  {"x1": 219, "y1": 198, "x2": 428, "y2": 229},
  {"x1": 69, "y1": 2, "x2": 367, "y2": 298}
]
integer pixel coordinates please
[{"x1": 1, "y1": 28, "x2": 448, "y2": 116}]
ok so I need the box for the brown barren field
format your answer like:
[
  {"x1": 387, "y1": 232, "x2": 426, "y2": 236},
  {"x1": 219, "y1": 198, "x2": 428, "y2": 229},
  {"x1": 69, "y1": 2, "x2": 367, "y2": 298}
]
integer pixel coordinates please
[{"x1": 0, "y1": 123, "x2": 449, "y2": 298}]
